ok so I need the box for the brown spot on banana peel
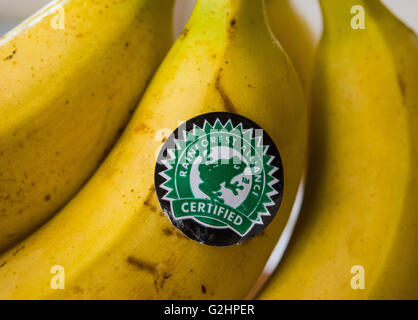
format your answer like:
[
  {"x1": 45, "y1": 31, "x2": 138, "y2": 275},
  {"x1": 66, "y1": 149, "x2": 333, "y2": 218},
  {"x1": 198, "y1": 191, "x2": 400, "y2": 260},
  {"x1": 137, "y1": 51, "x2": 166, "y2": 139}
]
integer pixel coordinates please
[
  {"x1": 162, "y1": 227, "x2": 173, "y2": 236},
  {"x1": 3, "y1": 48, "x2": 17, "y2": 61},
  {"x1": 162, "y1": 226, "x2": 189, "y2": 240},
  {"x1": 150, "y1": 260, "x2": 174, "y2": 293},
  {"x1": 163, "y1": 272, "x2": 172, "y2": 280},
  {"x1": 153, "y1": 279, "x2": 159, "y2": 292},
  {"x1": 143, "y1": 185, "x2": 159, "y2": 213},
  {"x1": 156, "y1": 272, "x2": 172, "y2": 291},
  {"x1": 12, "y1": 245, "x2": 24, "y2": 256},
  {"x1": 126, "y1": 256, "x2": 157, "y2": 274},
  {"x1": 134, "y1": 123, "x2": 153, "y2": 134},
  {"x1": 397, "y1": 73, "x2": 406, "y2": 103},
  {"x1": 227, "y1": 17, "x2": 237, "y2": 40},
  {"x1": 180, "y1": 28, "x2": 189, "y2": 41},
  {"x1": 216, "y1": 71, "x2": 237, "y2": 114}
]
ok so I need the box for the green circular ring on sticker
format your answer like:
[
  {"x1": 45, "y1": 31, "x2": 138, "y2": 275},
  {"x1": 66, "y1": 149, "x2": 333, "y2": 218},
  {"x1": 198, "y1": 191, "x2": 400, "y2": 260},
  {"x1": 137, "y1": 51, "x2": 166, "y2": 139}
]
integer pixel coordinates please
[{"x1": 155, "y1": 112, "x2": 284, "y2": 246}]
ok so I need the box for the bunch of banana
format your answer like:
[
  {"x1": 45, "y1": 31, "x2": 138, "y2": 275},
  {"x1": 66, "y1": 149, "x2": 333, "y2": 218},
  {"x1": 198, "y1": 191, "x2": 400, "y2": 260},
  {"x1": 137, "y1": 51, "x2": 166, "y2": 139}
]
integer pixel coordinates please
[
  {"x1": 0, "y1": 0, "x2": 174, "y2": 252},
  {"x1": 0, "y1": 0, "x2": 307, "y2": 299},
  {"x1": 259, "y1": 0, "x2": 418, "y2": 299}
]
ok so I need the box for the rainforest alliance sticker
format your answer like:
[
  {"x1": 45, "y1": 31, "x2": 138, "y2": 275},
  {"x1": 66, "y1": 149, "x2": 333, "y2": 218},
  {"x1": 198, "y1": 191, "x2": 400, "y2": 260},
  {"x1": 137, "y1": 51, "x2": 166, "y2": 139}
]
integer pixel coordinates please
[{"x1": 155, "y1": 112, "x2": 283, "y2": 246}]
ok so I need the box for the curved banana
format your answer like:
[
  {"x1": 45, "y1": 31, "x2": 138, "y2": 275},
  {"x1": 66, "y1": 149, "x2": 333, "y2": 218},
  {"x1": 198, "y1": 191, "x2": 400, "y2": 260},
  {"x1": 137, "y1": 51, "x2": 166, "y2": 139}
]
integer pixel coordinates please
[
  {"x1": 0, "y1": 0, "x2": 307, "y2": 299},
  {"x1": 258, "y1": 0, "x2": 418, "y2": 299},
  {"x1": 0, "y1": 0, "x2": 174, "y2": 252},
  {"x1": 265, "y1": 0, "x2": 316, "y2": 97},
  {"x1": 365, "y1": 0, "x2": 418, "y2": 299}
]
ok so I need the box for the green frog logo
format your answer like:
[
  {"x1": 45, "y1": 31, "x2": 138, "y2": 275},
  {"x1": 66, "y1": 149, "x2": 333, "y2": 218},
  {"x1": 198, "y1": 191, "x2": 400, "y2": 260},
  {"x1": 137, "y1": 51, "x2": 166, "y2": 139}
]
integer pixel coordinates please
[
  {"x1": 198, "y1": 156, "x2": 246, "y2": 203},
  {"x1": 155, "y1": 113, "x2": 283, "y2": 246}
]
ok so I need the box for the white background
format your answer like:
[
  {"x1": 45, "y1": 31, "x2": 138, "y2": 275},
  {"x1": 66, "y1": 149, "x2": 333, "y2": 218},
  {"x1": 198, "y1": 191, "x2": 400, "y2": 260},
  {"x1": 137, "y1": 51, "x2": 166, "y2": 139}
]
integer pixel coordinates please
[{"x1": 1, "y1": 0, "x2": 417, "y2": 40}]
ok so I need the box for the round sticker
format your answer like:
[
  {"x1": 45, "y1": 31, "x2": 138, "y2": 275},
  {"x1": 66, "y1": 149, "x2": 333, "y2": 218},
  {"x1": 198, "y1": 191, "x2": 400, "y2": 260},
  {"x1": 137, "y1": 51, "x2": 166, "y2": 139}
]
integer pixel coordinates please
[{"x1": 155, "y1": 112, "x2": 284, "y2": 246}]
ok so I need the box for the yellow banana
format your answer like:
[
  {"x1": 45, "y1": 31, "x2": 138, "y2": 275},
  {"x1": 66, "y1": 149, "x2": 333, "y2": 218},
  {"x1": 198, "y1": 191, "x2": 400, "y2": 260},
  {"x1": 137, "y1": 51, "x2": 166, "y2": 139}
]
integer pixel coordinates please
[
  {"x1": 0, "y1": 0, "x2": 174, "y2": 252},
  {"x1": 365, "y1": 0, "x2": 418, "y2": 299},
  {"x1": 265, "y1": 0, "x2": 316, "y2": 97},
  {"x1": 0, "y1": 0, "x2": 307, "y2": 299},
  {"x1": 258, "y1": 0, "x2": 418, "y2": 299}
]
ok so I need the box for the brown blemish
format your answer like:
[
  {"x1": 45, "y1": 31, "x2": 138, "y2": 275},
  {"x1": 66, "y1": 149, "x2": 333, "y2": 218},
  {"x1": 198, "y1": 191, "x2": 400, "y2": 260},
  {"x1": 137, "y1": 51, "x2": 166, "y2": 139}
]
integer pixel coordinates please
[
  {"x1": 153, "y1": 279, "x2": 159, "y2": 292},
  {"x1": 216, "y1": 71, "x2": 237, "y2": 114},
  {"x1": 44, "y1": 194, "x2": 51, "y2": 201},
  {"x1": 162, "y1": 227, "x2": 173, "y2": 236},
  {"x1": 127, "y1": 256, "x2": 157, "y2": 274},
  {"x1": 143, "y1": 185, "x2": 159, "y2": 213},
  {"x1": 201, "y1": 284, "x2": 207, "y2": 294},
  {"x1": 12, "y1": 246, "x2": 24, "y2": 256},
  {"x1": 3, "y1": 48, "x2": 17, "y2": 61},
  {"x1": 180, "y1": 28, "x2": 189, "y2": 41},
  {"x1": 153, "y1": 269, "x2": 173, "y2": 293},
  {"x1": 163, "y1": 272, "x2": 172, "y2": 280},
  {"x1": 134, "y1": 123, "x2": 153, "y2": 134},
  {"x1": 159, "y1": 272, "x2": 172, "y2": 289},
  {"x1": 0, "y1": 261, "x2": 7, "y2": 268},
  {"x1": 228, "y1": 18, "x2": 237, "y2": 37}
]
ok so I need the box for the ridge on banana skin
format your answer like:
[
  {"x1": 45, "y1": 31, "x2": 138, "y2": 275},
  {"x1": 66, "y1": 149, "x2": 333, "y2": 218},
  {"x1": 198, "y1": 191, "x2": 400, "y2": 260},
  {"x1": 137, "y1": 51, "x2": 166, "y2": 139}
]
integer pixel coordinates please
[
  {"x1": 0, "y1": 0, "x2": 174, "y2": 252},
  {"x1": 258, "y1": 0, "x2": 418, "y2": 299},
  {"x1": 266, "y1": 0, "x2": 316, "y2": 98},
  {"x1": 365, "y1": 0, "x2": 418, "y2": 299},
  {"x1": 0, "y1": 0, "x2": 307, "y2": 299}
]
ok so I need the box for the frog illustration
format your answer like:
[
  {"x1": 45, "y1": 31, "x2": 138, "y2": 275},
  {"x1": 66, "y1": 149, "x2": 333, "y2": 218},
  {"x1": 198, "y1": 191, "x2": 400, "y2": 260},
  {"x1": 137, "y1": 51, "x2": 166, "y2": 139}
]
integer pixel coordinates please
[{"x1": 198, "y1": 156, "x2": 246, "y2": 203}]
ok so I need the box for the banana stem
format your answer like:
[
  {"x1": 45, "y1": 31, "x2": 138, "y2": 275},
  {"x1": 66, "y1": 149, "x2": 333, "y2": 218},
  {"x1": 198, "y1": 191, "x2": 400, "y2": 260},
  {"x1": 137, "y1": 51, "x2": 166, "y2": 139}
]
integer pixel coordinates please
[
  {"x1": 189, "y1": 0, "x2": 272, "y2": 48},
  {"x1": 192, "y1": 0, "x2": 267, "y2": 28}
]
